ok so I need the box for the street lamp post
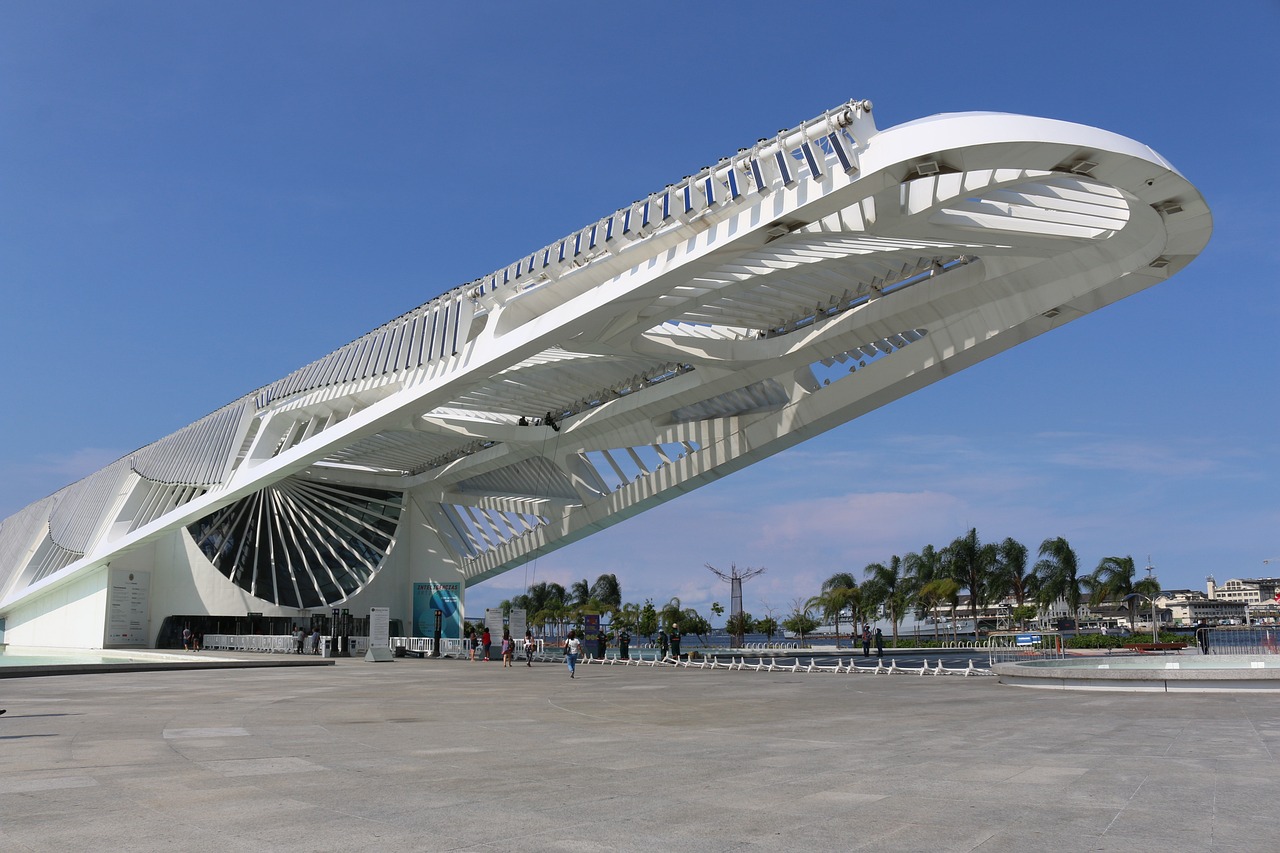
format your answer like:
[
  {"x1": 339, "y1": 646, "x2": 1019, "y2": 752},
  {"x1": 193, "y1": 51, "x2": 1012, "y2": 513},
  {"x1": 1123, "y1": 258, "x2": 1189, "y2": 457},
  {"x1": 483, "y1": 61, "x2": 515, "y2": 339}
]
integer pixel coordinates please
[{"x1": 1126, "y1": 593, "x2": 1158, "y2": 643}]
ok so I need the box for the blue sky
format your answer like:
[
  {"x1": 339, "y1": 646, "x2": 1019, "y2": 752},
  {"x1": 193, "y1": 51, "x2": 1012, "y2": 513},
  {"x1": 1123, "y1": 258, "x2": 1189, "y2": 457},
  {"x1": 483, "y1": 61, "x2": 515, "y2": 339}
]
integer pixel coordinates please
[{"x1": 2, "y1": 2, "x2": 1277, "y2": 621}]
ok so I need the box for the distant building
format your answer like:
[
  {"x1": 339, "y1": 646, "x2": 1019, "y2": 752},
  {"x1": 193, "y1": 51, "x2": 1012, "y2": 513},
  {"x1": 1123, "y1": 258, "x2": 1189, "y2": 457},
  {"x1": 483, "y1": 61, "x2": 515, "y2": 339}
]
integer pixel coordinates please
[{"x1": 1154, "y1": 576, "x2": 1280, "y2": 625}]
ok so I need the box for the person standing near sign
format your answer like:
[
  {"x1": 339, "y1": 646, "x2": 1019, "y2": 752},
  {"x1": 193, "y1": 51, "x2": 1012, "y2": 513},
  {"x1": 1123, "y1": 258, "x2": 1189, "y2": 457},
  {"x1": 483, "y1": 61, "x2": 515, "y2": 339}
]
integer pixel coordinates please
[
  {"x1": 482, "y1": 627, "x2": 492, "y2": 661},
  {"x1": 525, "y1": 628, "x2": 535, "y2": 667},
  {"x1": 564, "y1": 630, "x2": 582, "y2": 678},
  {"x1": 501, "y1": 630, "x2": 514, "y2": 667}
]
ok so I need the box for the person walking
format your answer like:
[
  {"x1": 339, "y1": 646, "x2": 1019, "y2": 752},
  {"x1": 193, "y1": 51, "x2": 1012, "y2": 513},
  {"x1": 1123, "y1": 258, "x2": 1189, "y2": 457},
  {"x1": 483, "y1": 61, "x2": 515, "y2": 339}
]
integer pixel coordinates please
[
  {"x1": 564, "y1": 630, "x2": 582, "y2": 678},
  {"x1": 501, "y1": 630, "x2": 514, "y2": 668},
  {"x1": 1196, "y1": 619, "x2": 1210, "y2": 654},
  {"x1": 657, "y1": 629, "x2": 669, "y2": 660},
  {"x1": 874, "y1": 627, "x2": 885, "y2": 660},
  {"x1": 524, "y1": 628, "x2": 535, "y2": 667}
]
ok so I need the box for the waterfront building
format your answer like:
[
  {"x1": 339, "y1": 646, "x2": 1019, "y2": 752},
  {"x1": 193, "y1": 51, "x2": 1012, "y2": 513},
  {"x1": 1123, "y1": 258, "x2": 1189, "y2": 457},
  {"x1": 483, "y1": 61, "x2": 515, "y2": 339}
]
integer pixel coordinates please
[{"x1": 0, "y1": 100, "x2": 1211, "y2": 649}]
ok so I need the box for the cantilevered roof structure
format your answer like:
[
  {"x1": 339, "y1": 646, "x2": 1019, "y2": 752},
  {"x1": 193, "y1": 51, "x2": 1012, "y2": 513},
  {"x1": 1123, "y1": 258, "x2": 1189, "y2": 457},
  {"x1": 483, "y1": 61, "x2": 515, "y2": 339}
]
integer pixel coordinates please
[{"x1": 0, "y1": 99, "x2": 1211, "y2": 648}]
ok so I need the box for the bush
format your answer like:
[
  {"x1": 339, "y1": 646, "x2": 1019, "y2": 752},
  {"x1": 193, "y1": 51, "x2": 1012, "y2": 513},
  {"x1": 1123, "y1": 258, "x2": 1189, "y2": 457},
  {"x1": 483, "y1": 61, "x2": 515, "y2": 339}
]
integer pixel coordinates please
[{"x1": 1066, "y1": 633, "x2": 1125, "y2": 649}]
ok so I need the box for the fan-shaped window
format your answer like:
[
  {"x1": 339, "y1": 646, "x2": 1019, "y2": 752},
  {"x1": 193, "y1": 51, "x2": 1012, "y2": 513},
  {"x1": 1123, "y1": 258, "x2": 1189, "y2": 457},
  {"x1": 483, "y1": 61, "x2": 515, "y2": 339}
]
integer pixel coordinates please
[{"x1": 187, "y1": 478, "x2": 403, "y2": 608}]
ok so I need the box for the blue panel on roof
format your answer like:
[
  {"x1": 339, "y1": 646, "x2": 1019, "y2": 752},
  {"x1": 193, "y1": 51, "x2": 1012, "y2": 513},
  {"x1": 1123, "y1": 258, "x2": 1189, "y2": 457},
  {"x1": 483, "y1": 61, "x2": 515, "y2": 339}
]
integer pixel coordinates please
[
  {"x1": 774, "y1": 150, "x2": 794, "y2": 185},
  {"x1": 827, "y1": 132, "x2": 856, "y2": 173},
  {"x1": 801, "y1": 141, "x2": 822, "y2": 179}
]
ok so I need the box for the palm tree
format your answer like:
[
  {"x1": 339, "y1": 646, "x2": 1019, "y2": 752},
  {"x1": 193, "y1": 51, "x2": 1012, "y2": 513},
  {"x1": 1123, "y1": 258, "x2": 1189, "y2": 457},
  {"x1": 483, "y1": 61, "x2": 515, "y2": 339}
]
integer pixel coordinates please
[
  {"x1": 917, "y1": 578, "x2": 962, "y2": 642},
  {"x1": 812, "y1": 572, "x2": 860, "y2": 647},
  {"x1": 660, "y1": 597, "x2": 683, "y2": 628},
  {"x1": 569, "y1": 578, "x2": 591, "y2": 607},
  {"x1": 807, "y1": 586, "x2": 860, "y2": 648},
  {"x1": 1090, "y1": 555, "x2": 1161, "y2": 633},
  {"x1": 1036, "y1": 537, "x2": 1082, "y2": 625},
  {"x1": 589, "y1": 573, "x2": 622, "y2": 609},
  {"x1": 903, "y1": 545, "x2": 942, "y2": 640},
  {"x1": 864, "y1": 556, "x2": 909, "y2": 647},
  {"x1": 993, "y1": 537, "x2": 1036, "y2": 629},
  {"x1": 943, "y1": 528, "x2": 998, "y2": 638}
]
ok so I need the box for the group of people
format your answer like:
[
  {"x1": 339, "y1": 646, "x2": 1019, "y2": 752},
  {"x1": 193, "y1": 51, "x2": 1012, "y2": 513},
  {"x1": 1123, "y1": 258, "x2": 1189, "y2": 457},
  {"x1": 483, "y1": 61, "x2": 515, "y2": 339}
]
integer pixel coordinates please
[
  {"x1": 859, "y1": 624, "x2": 885, "y2": 658},
  {"x1": 291, "y1": 625, "x2": 322, "y2": 655},
  {"x1": 467, "y1": 626, "x2": 536, "y2": 667},
  {"x1": 656, "y1": 625, "x2": 681, "y2": 660}
]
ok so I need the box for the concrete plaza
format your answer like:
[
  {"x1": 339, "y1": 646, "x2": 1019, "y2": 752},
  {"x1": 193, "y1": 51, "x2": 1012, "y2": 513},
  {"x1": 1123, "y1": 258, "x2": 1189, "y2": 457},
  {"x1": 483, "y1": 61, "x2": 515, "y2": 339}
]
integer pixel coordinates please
[{"x1": 0, "y1": 654, "x2": 1274, "y2": 852}]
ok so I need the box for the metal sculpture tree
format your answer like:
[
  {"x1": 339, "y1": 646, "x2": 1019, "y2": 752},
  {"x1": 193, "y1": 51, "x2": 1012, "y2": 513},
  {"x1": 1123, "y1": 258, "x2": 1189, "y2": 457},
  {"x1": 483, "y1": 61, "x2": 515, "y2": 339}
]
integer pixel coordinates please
[{"x1": 706, "y1": 563, "x2": 766, "y2": 646}]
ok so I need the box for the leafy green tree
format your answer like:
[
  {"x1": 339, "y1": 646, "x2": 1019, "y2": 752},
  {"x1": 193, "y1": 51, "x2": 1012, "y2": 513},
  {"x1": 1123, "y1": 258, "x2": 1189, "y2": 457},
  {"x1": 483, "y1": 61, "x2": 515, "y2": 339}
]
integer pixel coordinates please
[
  {"x1": 1036, "y1": 537, "x2": 1082, "y2": 623},
  {"x1": 944, "y1": 528, "x2": 998, "y2": 638},
  {"x1": 710, "y1": 601, "x2": 725, "y2": 624},
  {"x1": 755, "y1": 615, "x2": 778, "y2": 643},
  {"x1": 679, "y1": 608, "x2": 711, "y2": 645},
  {"x1": 725, "y1": 611, "x2": 754, "y2": 646},
  {"x1": 569, "y1": 579, "x2": 591, "y2": 607},
  {"x1": 1010, "y1": 604, "x2": 1038, "y2": 629},
  {"x1": 612, "y1": 601, "x2": 641, "y2": 634},
  {"x1": 637, "y1": 599, "x2": 659, "y2": 639},
  {"x1": 783, "y1": 601, "x2": 820, "y2": 644}
]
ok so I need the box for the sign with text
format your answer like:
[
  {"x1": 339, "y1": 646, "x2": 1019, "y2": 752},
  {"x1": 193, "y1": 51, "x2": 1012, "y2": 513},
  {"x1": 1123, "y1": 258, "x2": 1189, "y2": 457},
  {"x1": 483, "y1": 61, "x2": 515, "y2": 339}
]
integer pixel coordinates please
[
  {"x1": 413, "y1": 581, "x2": 461, "y2": 638},
  {"x1": 508, "y1": 608, "x2": 527, "y2": 639},
  {"x1": 583, "y1": 613, "x2": 600, "y2": 648},
  {"x1": 369, "y1": 607, "x2": 390, "y2": 648},
  {"x1": 485, "y1": 608, "x2": 505, "y2": 641},
  {"x1": 106, "y1": 568, "x2": 150, "y2": 646}
]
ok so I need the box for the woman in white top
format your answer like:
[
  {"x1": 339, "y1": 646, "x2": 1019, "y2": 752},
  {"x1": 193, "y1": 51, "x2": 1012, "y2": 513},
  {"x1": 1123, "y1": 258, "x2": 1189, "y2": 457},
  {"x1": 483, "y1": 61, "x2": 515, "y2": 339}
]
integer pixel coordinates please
[{"x1": 564, "y1": 630, "x2": 583, "y2": 678}]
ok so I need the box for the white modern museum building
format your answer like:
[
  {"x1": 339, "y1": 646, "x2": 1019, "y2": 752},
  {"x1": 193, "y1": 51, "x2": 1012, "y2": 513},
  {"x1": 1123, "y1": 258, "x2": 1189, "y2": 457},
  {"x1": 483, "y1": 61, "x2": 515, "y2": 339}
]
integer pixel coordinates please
[{"x1": 0, "y1": 99, "x2": 1211, "y2": 650}]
